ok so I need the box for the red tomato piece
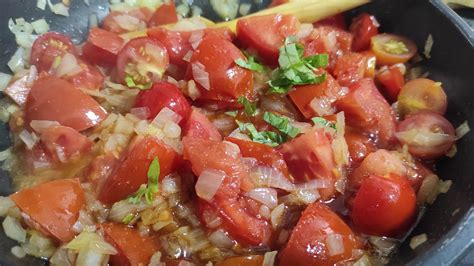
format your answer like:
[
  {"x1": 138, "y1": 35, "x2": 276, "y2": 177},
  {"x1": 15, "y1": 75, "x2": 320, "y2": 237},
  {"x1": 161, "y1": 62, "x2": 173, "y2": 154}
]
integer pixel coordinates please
[
  {"x1": 351, "y1": 174, "x2": 416, "y2": 236},
  {"x1": 98, "y1": 136, "x2": 182, "y2": 204},
  {"x1": 147, "y1": 2, "x2": 178, "y2": 27},
  {"x1": 314, "y1": 14, "x2": 347, "y2": 30},
  {"x1": 25, "y1": 76, "x2": 107, "y2": 132},
  {"x1": 10, "y1": 178, "x2": 85, "y2": 243},
  {"x1": 215, "y1": 255, "x2": 264, "y2": 266},
  {"x1": 66, "y1": 59, "x2": 105, "y2": 90},
  {"x1": 101, "y1": 223, "x2": 159, "y2": 266},
  {"x1": 345, "y1": 128, "x2": 376, "y2": 164},
  {"x1": 236, "y1": 14, "x2": 300, "y2": 66},
  {"x1": 371, "y1": 34, "x2": 417, "y2": 65},
  {"x1": 23, "y1": 144, "x2": 53, "y2": 173},
  {"x1": 102, "y1": 8, "x2": 152, "y2": 34},
  {"x1": 333, "y1": 52, "x2": 367, "y2": 87},
  {"x1": 39, "y1": 125, "x2": 92, "y2": 164},
  {"x1": 84, "y1": 154, "x2": 119, "y2": 187},
  {"x1": 4, "y1": 75, "x2": 30, "y2": 106},
  {"x1": 349, "y1": 13, "x2": 379, "y2": 52},
  {"x1": 182, "y1": 108, "x2": 222, "y2": 141},
  {"x1": 279, "y1": 202, "x2": 360, "y2": 266},
  {"x1": 133, "y1": 81, "x2": 191, "y2": 123},
  {"x1": 82, "y1": 27, "x2": 124, "y2": 67},
  {"x1": 279, "y1": 127, "x2": 336, "y2": 199},
  {"x1": 376, "y1": 65, "x2": 405, "y2": 102},
  {"x1": 30, "y1": 32, "x2": 76, "y2": 72},
  {"x1": 397, "y1": 78, "x2": 448, "y2": 117},
  {"x1": 335, "y1": 78, "x2": 396, "y2": 147},
  {"x1": 360, "y1": 51, "x2": 377, "y2": 77}
]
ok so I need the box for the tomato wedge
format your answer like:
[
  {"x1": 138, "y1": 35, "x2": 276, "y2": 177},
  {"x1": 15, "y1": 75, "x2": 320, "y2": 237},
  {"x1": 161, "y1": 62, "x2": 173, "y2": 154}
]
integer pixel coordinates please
[
  {"x1": 25, "y1": 76, "x2": 107, "y2": 132},
  {"x1": 371, "y1": 33, "x2": 417, "y2": 65},
  {"x1": 349, "y1": 13, "x2": 379, "y2": 52},
  {"x1": 183, "y1": 108, "x2": 222, "y2": 141},
  {"x1": 376, "y1": 64, "x2": 405, "y2": 102},
  {"x1": 39, "y1": 125, "x2": 92, "y2": 164},
  {"x1": 397, "y1": 78, "x2": 447, "y2": 117},
  {"x1": 82, "y1": 27, "x2": 124, "y2": 67},
  {"x1": 30, "y1": 32, "x2": 76, "y2": 72},
  {"x1": 345, "y1": 128, "x2": 376, "y2": 164},
  {"x1": 98, "y1": 136, "x2": 182, "y2": 204},
  {"x1": 333, "y1": 52, "x2": 367, "y2": 87},
  {"x1": 147, "y1": 2, "x2": 178, "y2": 27},
  {"x1": 10, "y1": 178, "x2": 85, "y2": 243},
  {"x1": 66, "y1": 59, "x2": 105, "y2": 90}
]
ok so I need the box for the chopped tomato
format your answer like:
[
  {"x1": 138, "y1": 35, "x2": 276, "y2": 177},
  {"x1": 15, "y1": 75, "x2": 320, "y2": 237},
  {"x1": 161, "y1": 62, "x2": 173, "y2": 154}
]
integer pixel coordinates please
[
  {"x1": 183, "y1": 108, "x2": 222, "y2": 141},
  {"x1": 371, "y1": 33, "x2": 417, "y2": 65},
  {"x1": 39, "y1": 125, "x2": 92, "y2": 164},
  {"x1": 98, "y1": 136, "x2": 182, "y2": 204},
  {"x1": 25, "y1": 76, "x2": 107, "y2": 132},
  {"x1": 215, "y1": 255, "x2": 264, "y2": 266},
  {"x1": 314, "y1": 14, "x2": 347, "y2": 30},
  {"x1": 345, "y1": 128, "x2": 376, "y2": 164},
  {"x1": 279, "y1": 127, "x2": 336, "y2": 199},
  {"x1": 335, "y1": 78, "x2": 396, "y2": 147},
  {"x1": 66, "y1": 59, "x2": 105, "y2": 90},
  {"x1": 82, "y1": 27, "x2": 124, "y2": 67},
  {"x1": 361, "y1": 51, "x2": 376, "y2": 77},
  {"x1": 397, "y1": 78, "x2": 447, "y2": 117},
  {"x1": 101, "y1": 223, "x2": 159, "y2": 266},
  {"x1": 333, "y1": 52, "x2": 366, "y2": 87},
  {"x1": 133, "y1": 81, "x2": 191, "y2": 123},
  {"x1": 24, "y1": 144, "x2": 53, "y2": 173},
  {"x1": 351, "y1": 174, "x2": 416, "y2": 236},
  {"x1": 376, "y1": 65, "x2": 405, "y2": 102},
  {"x1": 4, "y1": 75, "x2": 30, "y2": 106},
  {"x1": 102, "y1": 8, "x2": 152, "y2": 34},
  {"x1": 279, "y1": 202, "x2": 360, "y2": 266},
  {"x1": 236, "y1": 14, "x2": 300, "y2": 66},
  {"x1": 84, "y1": 154, "x2": 118, "y2": 186},
  {"x1": 147, "y1": 2, "x2": 178, "y2": 27},
  {"x1": 349, "y1": 13, "x2": 379, "y2": 52},
  {"x1": 187, "y1": 36, "x2": 253, "y2": 105},
  {"x1": 10, "y1": 178, "x2": 85, "y2": 243},
  {"x1": 30, "y1": 32, "x2": 76, "y2": 72}
]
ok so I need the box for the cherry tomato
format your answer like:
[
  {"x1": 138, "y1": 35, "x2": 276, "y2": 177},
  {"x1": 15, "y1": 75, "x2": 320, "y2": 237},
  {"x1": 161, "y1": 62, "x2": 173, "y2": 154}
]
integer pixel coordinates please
[
  {"x1": 335, "y1": 78, "x2": 396, "y2": 147},
  {"x1": 314, "y1": 14, "x2": 347, "y2": 30},
  {"x1": 25, "y1": 76, "x2": 107, "y2": 132},
  {"x1": 236, "y1": 14, "x2": 300, "y2": 66},
  {"x1": 82, "y1": 27, "x2": 124, "y2": 67},
  {"x1": 351, "y1": 174, "x2": 416, "y2": 236},
  {"x1": 102, "y1": 8, "x2": 152, "y2": 34},
  {"x1": 279, "y1": 202, "x2": 360, "y2": 266},
  {"x1": 133, "y1": 81, "x2": 191, "y2": 123},
  {"x1": 376, "y1": 65, "x2": 405, "y2": 102},
  {"x1": 30, "y1": 32, "x2": 76, "y2": 72},
  {"x1": 182, "y1": 108, "x2": 222, "y2": 141},
  {"x1": 116, "y1": 37, "x2": 169, "y2": 87},
  {"x1": 66, "y1": 59, "x2": 105, "y2": 90},
  {"x1": 345, "y1": 128, "x2": 377, "y2": 164},
  {"x1": 333, "y1": 52, "x2": 366, "y2": 87},
  {"x1": 396, "y1": 111, "x2": 456, "y2": 159},
  {"x1": 279, "y1": 127, "x2": 336, "y2": 199},
  {"x1": 188, "y1": 36, "x2": 253, "y2": 104},
  {"x1": 98, "y1": 136, "x2": 182, "y2": 204},
  {"x1": 147, "y1": 2, "x2": 178, "y2": 27},
  {"x1": 10, "y1": 178, "x2": 85, "y2": 243},
  {"x1": 101, "y1": 223, "x2": 159, "y2": 266},
  {"x1": 39, "y1": 125, "x2": 92, "y2": 164},
  {"x1": 371, "y1": 33, "x2": 417, "y2": 65},
  {"x1": 84, "y1": 154, "x2": 119, "y2": 186},
  {"x1": 216, "y1": 255, "x2": 264, "y2": 266},
  {"x1": 397, "y1": 78, "x2": 447, "y2": 117},
  {"x1": 350, "y1": 13, "x2": 379, "y2": 52}
]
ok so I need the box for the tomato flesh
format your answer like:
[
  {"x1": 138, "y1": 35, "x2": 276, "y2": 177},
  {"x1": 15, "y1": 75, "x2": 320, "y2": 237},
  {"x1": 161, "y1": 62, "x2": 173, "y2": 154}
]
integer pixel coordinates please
[
  {"x1": 314, "y1": 14, "x2": 347, "y2": 30},
  {"x1": 215, "y1": 255, "x2": 264, "y2": 266},
  {"x1": 147, "y1": 2, "x2": 178, "y2": 27},
  {"x1": 376, "y1": 65, "x2": 405, "y2": 102},
  {"x1": 66, "y1": 59, "x2": 105, "y2": 90},
  {"x1": 333, "y1": 52, "x2": 367, "y2": 87},
  {"x1": 350, "y1": 13, "x2": 379, "y2": 52},
  {"x1": 39, "y1": 125, "x2": 92, "y2": 164},
  {"x1": 345, "y1": 128, "x2": 377, "y2": 165},
  {"x1": 371, "y1": 33, "x2": 417, "y2": 65},
  {"x1": 397, "y1": 78, "x2": 447, "y2": 117},
  {"x1": 82, "y1": 27, "x2": 124, "y2": 67},
  {"x1": 30, "y1": 32, "x2": 76, "y2": 72},
  {"x1": 183, "y1": 108, "x2": 222, "y2": 141}
]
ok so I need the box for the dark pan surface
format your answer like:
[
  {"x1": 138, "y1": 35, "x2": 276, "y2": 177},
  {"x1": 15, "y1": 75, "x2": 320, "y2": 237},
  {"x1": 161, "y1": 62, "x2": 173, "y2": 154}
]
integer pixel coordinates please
[{"x1": 0, "y1": 0, "x2": 473, "y2": 265}]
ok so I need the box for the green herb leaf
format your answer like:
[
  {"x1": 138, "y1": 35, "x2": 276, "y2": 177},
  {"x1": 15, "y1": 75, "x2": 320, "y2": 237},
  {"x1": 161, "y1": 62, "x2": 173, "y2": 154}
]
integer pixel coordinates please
[
  {"x1": 237, "y1": 96, "x2": 257, "y2": 116},
  {"x1": 125, "y1": 75, "x2": 152, "y2": 90},
  {"x1": 235, "y1": 56, "x2": 264, "y2": 72},
  {"x1": 225, "y1": 110, "x2": 238, "y2": 117},
  {"x1": 263, "y1": 112, "x2": 300, "y2": 138},
  {"x1": 128, "y1": 157, "x2": 160, "y2": 205},
  {"x1": 122, "y1": 213, "x2": 135, "y2": 225},
  {"x1": 236, "y1": 120, "x2": 283, "y2": 147},
  {"x1": 312, "y1": 117, "x2": 336, "y2": 130}
]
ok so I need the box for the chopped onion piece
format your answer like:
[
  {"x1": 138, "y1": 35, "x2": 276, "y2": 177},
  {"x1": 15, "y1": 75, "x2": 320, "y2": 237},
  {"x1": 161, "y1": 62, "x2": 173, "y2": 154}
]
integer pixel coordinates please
[
  {"x1": 182, "y1": 50, "x2": 193, "y2": 62},
  {"x1": 31, "y1": 19, "x2": 50, "y2": 34},
  {"x1": 208, "y1": 229, "x2": 234, "y2": 249},
  {"x1": 295, "y1": 189, "x2": 320, "y2": 204},
  {"x1": 55, "y1": 53, "x2": 82, "y2": 78},
  {"x1": 191, "y1": 62, "x2": 210, "y2": 90},
  {"x1": 89, "y1": 13, "x2": 99, "y2": 29},
  {"x1": 195, "y1": 169, "x2": 226, "y2": 201},
  {"x1": 245, "y1": 188, "x2": 278, "y2": 209},
  {"x1": 228, "y1": 128, "x2": 251, "y2": 141},
  {"x1": 48, "y1": 0, "x2": 70, "y2": 16},
  {"x1": 438, "y1": 179, "x2": 452, "y2": 194},
  {"x1": 152, "y1": 107, "x2": 182, "y2": 128},
  {"x1": 270, "y1": 203, "x2": 285, "y2": 229},
  {"x1": 396, "y1": 130, "x2": 455, "y2": 146},
  {"x1": 222, "y1": 140, "x2": 240, "y2": 158},
  {"x1": 19, "y1": 130, "x2": 39, "y2": 150},
  {"x1": 297, "y1": 23, "x2": 313, "y2": 39},
  {"x1": 172, "y1": 17, "x2": 207, "y2": 31},
  {"x1": 423, "y1": 34, "x2": 433, "y2": 59},
  {"x1": 30, "y1": 120, "x2": 60, "y2": 133},
  {"x1": 66, "y1": 231, "x2": 117, "y2": 255},
  {"x1": 294, "y1": 179, "x2": 331, "y2": 190},
  {"x1": 309, "y1": 96, "x2": 335, "y2": 116},
  {"x1": 325, "y1": 233, "x2": 344, "y2": 256},
  {"x1": 241, "y1": 157, "x2": 258, "y2": 169},
  {"x1": 8, "y1": 47, "x2": 26, "y2": 73},
  {"x1": 456, "y1": 121, "x2": 470, "y2": 139},
  {"x1": 130, "y1": 107, "x2": 150, "y2": 120},
  {"x1": 210, "y1": 0, "x2": 239, "y2": 20},
  {"x1": 11, "y1": 246, "x2": 26, "y2": 259},
  {"x1": 409, "y1": 233, "x2": 427, "y2": 249},
  {"x1": 37, "y1": 0, "x2": 47, "y2": 10},
  {"x1": 0, "y1": 196, "x2": 15, "y2": 217},
  {"x1": 0, "y1": 73, "x2": 13, "y2": 92},
  {"x1": 263, "y1": 251, "x2": 278, "y2": 266},
  {"x1": 2, "y1": 216, "x2": 26, "y2": 243},
  {"x1": 250, "y1": 165, "x2": 294, "y2": 191},
  {"x1": 189, "y1": 30, "x2": 204, "y2": 50},
  {"x1": 417, "y1": 174, "x2": 440, "y2": 205},
  {"x1": 239, "y1": 3, "x2": 252, "y2": 16}
]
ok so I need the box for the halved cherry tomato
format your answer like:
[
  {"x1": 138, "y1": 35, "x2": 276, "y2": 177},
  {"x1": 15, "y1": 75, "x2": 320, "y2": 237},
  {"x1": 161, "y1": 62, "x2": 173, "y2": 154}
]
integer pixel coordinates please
[
  {"x1": 133, "y1": 81, "x2": 191, "y2": 123},
  {"x1": 116, "y1": 37, "x2": 169, "y2": 87},
  {"x1": 10, "y1": 178, "x2": 85, "y2": 243},
  {"x1": 371, "y1": 33, "x2": 417, "y2": 65},
  {"x1": 236, "y1": 14, "x2": 300, "y2": 66},
  {"x1": 84, "y1": 154, "x2": 119, "y2": 187},
  {"x1": 147, "y1": 2, "x2": 178, "y2": 27},
  {"x1": 101, "y1": 222, "x2": 159, "y2": 266},
  {"x1": 335, "y1": 78, "x2": 396, "y2": 147},
  {"x1": 279, "y1": 127, "x2": 336, "y2": 199},
  {"x1": 279, "y1": 202, "x2": 360, "y2": 266},
  {"x1": 345, "y1": 128, "x2": 376, "y2": 164},
  {"x1": 102, "y1": 8, "x2": 152, "y2": 34},
  {"x1": 350, "y1": 13, "x2": 379, "y2": 52},
  {"x1": 333, "y1": 52, "x2": 366, "y2": 87},
  {"x1": 82, "y1": 27, "x2": 124, "y2": 67},
  {"x1": 98, "y1": 136, "x2": 182, "y2": 204},
  {"x1": 314, "y1": 14, "x2": 347, "y2": 30},
  {"x1": 25, "y1": 76, "x2": 107, "y2": 132},
  {"x1": 376, "y1": 65, "x2": 405, "y2": 102},
  {"x1": 40, "y1": 125, "x2": 92, "y2": 164},
  {"x1": 187, "y1": 36, "x2": 253, "y2": 104},
  {"x1": 183, "y1": 108, "x2": 222, "y2": 141},
  {"x1": 396, "y1": 111, "x2": 456, "y2": 159},
  {"x1": 397, "y1": 78, "x2": 447, "y2": 117},
  {"x1": 66, "y1": 59, "x2": 105, "y2": 90},
  {"x1": 351, "y1": 174, "x2": 416, "y2": 236},
  {"x1": 30, "y1": 32, "x2": 76, "y2": 72},
  {"x1": 216, "y1": 255, "x2": 264, "y2": 266}
]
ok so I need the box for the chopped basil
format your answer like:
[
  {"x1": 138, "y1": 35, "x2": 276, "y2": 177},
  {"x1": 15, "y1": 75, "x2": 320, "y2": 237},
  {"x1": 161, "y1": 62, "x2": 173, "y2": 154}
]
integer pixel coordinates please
[
  {"x1": 128, "y1": 157, "x2": 160, "y2": 204},
  {"x1": 237, "y1": 96, "x2": 257, "y2": 116},
  {"x1": 312, "y1": 117, "x2": 336, "y2": 130},
  {"x1": 225, "y1": 110, "x2": 238, "y2": 117},
  {"x1": 236, "y1": 120, "x2": 283, "y2": 147},
  {"x1": 122, "y1": 213, "x2": 135, "y2": 225},
  {"x1": 235, "y1": 56, "x2": 264, "y2": 73},
  {"x1": 263, "y1": 112, "x2": 300, "y2": 138},
  {"x1": 125, "y1": 75, "x2": 152, "y2": 90}
]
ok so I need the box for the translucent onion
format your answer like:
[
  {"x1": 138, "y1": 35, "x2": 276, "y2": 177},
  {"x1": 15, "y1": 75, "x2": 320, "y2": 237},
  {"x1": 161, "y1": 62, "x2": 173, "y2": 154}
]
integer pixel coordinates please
[
  {"x1": 2, "y1": 216, "x2": 26, "y2": 243},
  {"x1": 30, "y1": 120, "x2": 60, "y2": 133},
  {"x1": 396, "y1": 130, "x2": 455, "y2": 147},
  {"x1": 182, "y1": 51, "x2": 193, "y2": 62},
  {"x1": 309, "y1": 96, "x2": 335, "y2": 116},
  {"x1": 295, "y1": 189, "x2": 320, "y2": 204},
  {"x1": 245, "y1": 188, "x2": 278, "y2": 209},
  {"x1": 325, "y1": 233, "x2": 344, "y2": 256},
  {"x1": 47, "y1": 0, "x2": 70, "y2": 16},
  {"x1": 37, "y1": 0, "x2": 47, "y2": 10},
  {"x1": 162, "y1": 176, "x2": 181, "y2": 194},
  {"x1": 65, "y1": 231, "x2": 117, "y2": 255},
  {"x1": 191, "y1": 62, "x2": 210, "y2": 90},
  {"x1": 114, "y1": 14, "x2": 143, "y2": 31},
  {"x1": 297, "y1": 23, "x2": 313, "y2": 39},
  {"x1": 250, "y1": 165, "x2": 294, "y2": 191},
  {"x1": 263, "y1": 251, "x2": 278, "y2": 266},
  {"x1": 417, "y1": 174, "x2": 440, "y2": 205},
  {"x1": 55, "y1": 53, "x2": 82, "y2": 78},
  {"x1": 31, "y1": 19, "x2": 50, "y2": 34},
  {"x1": 187, "y1": 80, "x2": 201, "y2": 100},
  {"x1": 208, "y1": 229, "x2": 234, "y2": 249},
  {"x1": 11, "y1": 246, "x2": 26, "y2": 258},
  {"x1": 323, "y1": 31, "x2": 338, "y2": 53},
  {"x1": 8, "y1": 47, "x2": 26, "y2": 73},
  {"x1": 409, "y1": 233, "x2": 428, "y2": 249},
  {"x1": 19, "y1": 130, "x2": 39, "y2": 150},
  {"x1": 189, "y1": 30, "x2": 204, "y2": 50},
  {"x1": 0, "y1": 73, "x2": 13, "y2": 92},
  {"x1": 294, "y1": 179, "x2": 331, "y2": 190},
  {"x1": 241, "y1": 157, "x2": 258, "y2": 169},
  {"x1": 222, "y1": 140, "x2": 240, "y2": 158},
  {"x1": 195, "y1": 169, "x2": 226, "y2": 201},
  {"x1": 270, "y1": 204, "x2": 286, "y2": 229},
  {"x1": 89, "y1": 13, "x2": 99, "y2": 29},
  {"x1": 456, "y1": 121, "x2": 470, "y2": 139},
  {"x1": 0, "y1": 196, "x2": 15, "y2": 217}
]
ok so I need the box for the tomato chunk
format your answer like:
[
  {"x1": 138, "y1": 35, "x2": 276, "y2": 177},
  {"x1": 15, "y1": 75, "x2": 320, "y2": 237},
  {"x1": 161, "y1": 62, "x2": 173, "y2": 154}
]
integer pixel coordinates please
[
  {"x1": 4, "y1": 75, "x2": 30, "y2": 106},
  {"x1": 65, "y1": 59, "x2": 105, "y2": 90},
  {"x1": 10, "y1": 178, "x2": 85, "y2": 243},
  {"x1": 82, "y1": 27, "x2": 124, "y2": 67},
  {"x1": 40, "y1": 125, "x2": 92, "y2": 164},
  {"x1": 98, "y1": 136, "x2": 182, "y2": 204},
  {"x1": 215, "y1": 255, "x2": 264, "y2": 266},
  {"x1": 236, "y1": 14, "x2": 300, "y2": 66},
  {"x1": 25, "y1": 77, "x2": 107, "y2": 132},
  {"x1": 397, "y1": 78, "x2": 447, "y2": 117},
  {"x1": 345, "y1": 128, "x2": 376, "y2": 164},
  {"x1": 349, "y1": 13, "x2": 379, "y2": 52},
  {"x1": 183, "y1": 108, "x2": 222, "y2": 141},
  {"x1": 279, "y1": 202, "x2": 360, "y2": 266},
  {"x1": 30, "y1": 32, "x2": 76, "y2": 72},
  {"x1": 333, "y1": 52, "x2": 367, "y2": 87},
  {"x1": 376, "y1": 65, "x2": 405, "y2": 102},
  {"x1": 314, "y1": 14, "x2": 347, "y2": 30},
  {"x1": 101, "y1": 223, "x2": 159, "y2": 266},
  {"x1": 147, "y1": 2, "x2": 178, "y2": 27},
  {"x1": 371, "y1": 34, "x2": 417, "y2": 65}
]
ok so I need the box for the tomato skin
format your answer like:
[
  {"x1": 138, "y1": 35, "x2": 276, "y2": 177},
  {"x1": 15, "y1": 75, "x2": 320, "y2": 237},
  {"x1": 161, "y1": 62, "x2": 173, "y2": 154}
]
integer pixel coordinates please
[
  {"x1": 25, "y1": 76, "x2": 107, "y2": 132},
  {"x1": 82, "y1": 27, "x2": 124, "y2": 67},
  {"x1": 371, "y1": 33, "x2": 417, "y2": 65},
  {"x1": 216, "y1": 255, "x2": 264, "y2": 266},
  {"x1": 350, "y1": 13, "x2": 379, "y2": 52},
  {"x1": 147, "y1": 2, "x2": 178, "y2": 27},
  {"x1": 351, "y1": 174, "x2": 416, "y2": 236},
  {"x1": 279, "y1": 202, "x2": 360, "y2": 266},
  {"x1": 101, "y1": 223, "x2": 159, "y2": 266},
  {"x1": 98, "y1": 136, "x2": 182, "y2": 204},
  {"x1": 397, "y1": 78, "x2": 447, "y2": 117},
  {"x1": 314, "y1": 14, "x2": 347, "y2": 30},
  {"x1": 333, "y1": 52, "x2": 366, "y2": 87},
  {"x1": 133, "y1": 81, "x2": 191, "y2": 123},
  {"x1": 335, "y1": 78, "x2": 396, "y2": 147},
  {"x1": 376, "y1": 65, "x2": 405, "y2": 102},
  {"x1": 30, "y1": 32, "x2": 76, "y2": 72},
  {"x1": 236, "y1": 14, "x2": 300, "y2": 66},
  {"x1": 10, "y1": 178, "x2": 85, "y2": 243},
  {"x1": 66, "y1": 59, "x2": 105, "y2": 90},
  {"x1": 279, "y1": 127, "x2": 336, "y2": 199},
  {"x1": 183, "y1": 108, "x2": 222, "y2": 141},
  {"x1": 345, "y1": 128, "x2": 377, "y2": 164},
  {"x1": 39, "y1": 125, "x2": 92, "y2": 164}
]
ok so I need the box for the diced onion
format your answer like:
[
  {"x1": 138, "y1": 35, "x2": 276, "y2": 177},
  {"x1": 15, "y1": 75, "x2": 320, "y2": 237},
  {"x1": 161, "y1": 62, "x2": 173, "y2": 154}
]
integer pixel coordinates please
[
  {"x1": 115, "y1": 14, "x2": 143, "y2": 31},
  {"x1": 309, "y1": 96, "x2": 335, "y2": 116},
  {"x1": 89, "y1": 13, "x2": 99, "y2": 29},
  {"x1": 176, "y1": 4, "x2": 190, "y2": 17},
  {"x1": 208, "y1": 229, "x2": 234, "y2": 249},
  {"x1": 323, "y1": 31, "x2": 338, "y2": 53},
  {"x1": 289, "y1": 121, "x2": 312, "y2": 134},
  {"x1": 456, "y1": 121, "x2": 470, "y2": 139},
  {"x1": 239, "y1": 3, "x2": 252, "y2": 16},
  {"x1": 191, "y1": 6, "x2": 203, "y2": 17},
  {"x1": 2, "y1": 216, "x2": 26, "y2": 243},
  {"x1": 210, "y1": 0, "x2": 239, "y2": 20},
  {"x1": 438, "y1": 179, "x2": 452, "y2": 194},
  {"x1": 130, "y1": 107, "x2": 150, "y2": 120},
  {"x1": 48, "y1": 0, "x2": 70, "y2": 16},
  {"x1": 294, "y1": 179, "x2": 331, "y2": 190},
  {"x1": 409, "y1": 233, "x2": 428, "y2": 249},
  {"x1": 368, "y1": 236, "x2": 398, "y2": 256},
  {"x1": 195, "y1": 169, "x2": 226, "y2": 201},
  {"x1": 11, "y1": 246, "x2": 26, "y2": 258},
  {"x1": 245, "y1": 188, "x2": 278, "y2": 209},
  {"x1": 172, "y1": 17, "x2": 207, "y2": 31},
  {"x1": 152, "y1": 107, "x2": 182, "y2": 128},
  {"x1": 19, "y1": 130, "x2": 39, "y2": 150},
  {"x1": 37, "y1": 0, "x2": 47, "y2": 10},
  {"x1": 192, "y1": 62, "x2": 210, "y2": 90},
  {"x1": 263, "y1": 251, "x2": 278, "y2": 266},
  {"x1": 182, "y1": 51, "x2": 193, "y2": 62},
  {"x1": 0, "y1": 73, "x2": 13, "y2": 92},
  {"x1": 26, "y1": 65, "x2": 38, "y2": 86},
  {"x1": 270, "y1": 203, "x2": 285, "y2": 229},
  {"x1": 250, "y1": 166, "x2": 294, "y2": 191},
  {"x1": 297, "y1": 23, "x2": 313, "y2": 39},
  {"x1": 241, "y1": 157, "x2": 258, "y2": 169},
  {"x1": 353, "y1": 254, "x2": 371, "y2": 266},
  {"x1": 55, "y1": 53, "x2": 82, "y2": 78},
  {"x1": 186, "y1": 80, "x2": 201, "y2": 100},
  {"x1": 295, "y1": 189, "x2": 320, "y2": 204},
  {"x1": 325, "y1": 233, "x2": 344, "y2": 256},
  {"x1": 222, "y1": 140, "x2": 240, "y2": 158},
  {"x1": 0, "y1": 196, "x2": 15, "y2": 217},
  {"x1": 189, "y1": 30, "x2": 204, "y2": 50},
  {"x1": 423, "y1": 34, "x2": 433, "y2": 59},
  {"x1": 396, "y1": 130, "x2": 455, "y2": 147},
  {"x1": 31, "y1": 19, "x2": 50, "y2": 34},
  {"x1": 417, "y1": 174, "x2": 440, "y2": 205},
  {"x1": 162, "y1": 176, "x2": 181, "y2": 194},
  {"x1": 30, "y1": 120, "x2": 60, "y2": 133},
  {"x1": 65, "y1": 231, "x2": 117, "y2": 255},
  {"x1": 8, "y1": 47, "x2": 26, "y2": 73},
  {"x1": 259, "y1": 205, "x2": 271, "y2": 219},
  {"x1": 163, "y1": 121, "x2": 181, "y2": 139},
  {"x1": 229, "y1": 128, "x2": 251, "y2": 141}
]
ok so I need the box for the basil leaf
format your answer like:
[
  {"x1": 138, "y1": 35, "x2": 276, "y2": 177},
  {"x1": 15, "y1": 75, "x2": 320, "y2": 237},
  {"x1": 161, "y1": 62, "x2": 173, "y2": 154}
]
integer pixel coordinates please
[
  {"x1": 235, "y1": 56, "x2": 264, "y2": 72},
  {"x1": 128, "y1": 157, "x2": 160, "y2": 205},
  {"x1": 237, "y1": 96, "x2": 257, "y2": 116},
  {"x1": 125, "y1": 75, "x2": 152, "y2": 90},
  {"x1": 225, "y1": 110, "x2": 238, "y2": 117},
  {"x1": 263, "y1": 112, "x2": 300, "y2": 138},
  {"x1": 122, "y1": 213, "x2": 135, "y2": 225},
  {"x1": 312, "y1": 117, "x2": 336, "y2": 129},
  {"x1": 236, "y1": 120, "x2": 282, "y2": 147}
]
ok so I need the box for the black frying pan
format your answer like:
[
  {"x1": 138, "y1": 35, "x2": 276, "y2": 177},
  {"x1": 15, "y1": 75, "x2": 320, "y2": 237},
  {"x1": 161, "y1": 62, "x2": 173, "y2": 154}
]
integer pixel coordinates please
[{"x1": 0, "y1": 0, "x2": 473, "y2": 265}]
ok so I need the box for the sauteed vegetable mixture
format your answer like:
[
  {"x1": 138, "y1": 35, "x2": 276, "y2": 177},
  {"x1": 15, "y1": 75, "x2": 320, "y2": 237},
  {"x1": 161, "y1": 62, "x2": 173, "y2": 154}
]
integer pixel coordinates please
[{"x1": 0, "y1": 1, "x2": 469, "y2": 265}]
